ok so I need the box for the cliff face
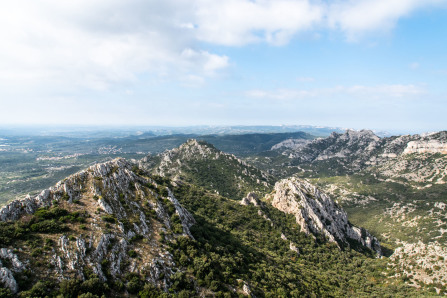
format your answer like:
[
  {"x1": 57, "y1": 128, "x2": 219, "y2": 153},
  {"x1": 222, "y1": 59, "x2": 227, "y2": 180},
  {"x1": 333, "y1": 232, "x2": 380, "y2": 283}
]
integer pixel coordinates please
[
  {"x1": 0, "y1": 158, "x2": 194, "y2": 294},
  {"x1": 403, "y1": 140, "x2": 447, "y2": 155},
  {"x1": 269, "y1": 177, "x2": 382, "y2": 255}
]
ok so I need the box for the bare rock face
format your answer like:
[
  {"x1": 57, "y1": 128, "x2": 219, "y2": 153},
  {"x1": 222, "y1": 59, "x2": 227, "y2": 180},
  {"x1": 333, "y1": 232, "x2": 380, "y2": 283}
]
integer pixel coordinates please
[
  {"x1": 166, "y1": 188, "x2": 196, "y2": 239},
  {"x1": 269, "y1": 177, "x2": 382, "y2": 255},
  {"x1": 240, "y1": 192, "x2": 260, "y2": 206},
  {"x1": 0, "y1": 248, "x2": 25, "y2": 293},
  {"x1": 403, "y1": 140, "x2": 447, "y2": 155}
]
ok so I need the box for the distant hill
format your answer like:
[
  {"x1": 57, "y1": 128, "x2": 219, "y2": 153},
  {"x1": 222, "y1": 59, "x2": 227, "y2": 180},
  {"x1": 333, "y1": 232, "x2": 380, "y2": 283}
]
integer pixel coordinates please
[
  {"x1": 200, "y1": 131, "x2": 314, "y2": 156},
  {"x1": 140, "y1": 139, "x2": 275, "y2": 199}
]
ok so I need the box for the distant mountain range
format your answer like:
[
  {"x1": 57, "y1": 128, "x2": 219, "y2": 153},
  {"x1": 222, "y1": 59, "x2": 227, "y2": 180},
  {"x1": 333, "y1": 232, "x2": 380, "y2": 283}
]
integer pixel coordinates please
[{"x1": 0, "y1": 125, "x2": 346, "y2": 138}]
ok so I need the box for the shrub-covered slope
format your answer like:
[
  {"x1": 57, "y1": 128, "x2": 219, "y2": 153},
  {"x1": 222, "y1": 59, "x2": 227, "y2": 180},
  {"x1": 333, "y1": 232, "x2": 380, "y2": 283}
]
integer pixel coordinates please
[{"x1": 141, "y1": 139, "x2": 274, "y2": 200}]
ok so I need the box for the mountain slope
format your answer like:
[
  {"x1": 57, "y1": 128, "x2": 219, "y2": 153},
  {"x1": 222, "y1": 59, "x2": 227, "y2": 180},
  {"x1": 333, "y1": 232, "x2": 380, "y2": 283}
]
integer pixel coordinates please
[
  {"x1": 0, "y1": 158, "x2": 195, "y2": 296},
  {"x1": 168, "y1": 178, "x2": 422, "y2": 297},
  {"x1": 141, "y1": 139, "x2": 274, "y2": 199},
  {"x1": 200, "y1": 131, "x2": 314, "y2": 156},
  {"x1": 261, "y1": 130, "x2": 447, "y2": 292},
  {"x1": 260, "y1": 129, "x2": 447, "y2": 177}
]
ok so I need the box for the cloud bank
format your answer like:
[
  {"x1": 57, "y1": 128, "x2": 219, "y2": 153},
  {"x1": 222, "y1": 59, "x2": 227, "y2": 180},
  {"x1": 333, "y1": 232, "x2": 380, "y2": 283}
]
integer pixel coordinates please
[{"x1": 0, "y1": 0, "x2": 443, "y2": 91}]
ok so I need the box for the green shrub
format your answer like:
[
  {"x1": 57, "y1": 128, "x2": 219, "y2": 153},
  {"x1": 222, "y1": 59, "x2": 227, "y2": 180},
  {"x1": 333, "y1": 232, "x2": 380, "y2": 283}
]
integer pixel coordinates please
[
  {"x1": 80, "y1": 277, "x2": 107, "y2": 296},
  {"x1": 59, "y1": 278, "x2": 81, "y2": 298},
  {"x1": 101, "y1": 214, "x2": 116, "y2": 224},
  {"x1": 138, "y1": 283, "x2": 161, "y2": 298},
  {"x1": 30, "y1": 220, "x2": 68, "y2": 233}
]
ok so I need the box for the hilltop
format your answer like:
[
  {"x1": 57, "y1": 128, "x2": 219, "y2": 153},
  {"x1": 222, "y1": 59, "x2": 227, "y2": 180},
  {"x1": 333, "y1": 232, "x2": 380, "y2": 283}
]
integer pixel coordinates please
[{"x1": 141, "y1": 139, "x2": 274, "y2": 199}]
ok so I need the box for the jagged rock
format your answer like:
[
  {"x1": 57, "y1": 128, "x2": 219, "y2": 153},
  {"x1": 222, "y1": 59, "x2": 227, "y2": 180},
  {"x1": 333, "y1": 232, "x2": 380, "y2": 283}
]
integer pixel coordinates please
[
  {"x1": 281, "y1": 130, "x2": 381, "y2": 163},
  {"x1": 167, "y1": 188, "x2": 196, "y2": 238},
  {"x1": 0, "y1": 266, "x2": 17, "y2": 293},
  {"x1": 271, "y1": 139, "x2": 311, "y2": 150},
  {"x1": 269, "y1": 177, "x2": 382, "y2": 255},
  {"x1": 0, "y1": 248, "x2": 25, "y2": 293},
  {"x1": 270, "y1": 129, "x2": 447, "y2": 175},
  {"x1": 240, "y1": 192, "x2": 260, "y2": 206},
  {"x1": 237, "y1": 279, "x2": 254, "y2": 297},
  {"x1": 289, "y1": 242, "x2": 299, "y2": 254},
  {"x1": 0, "y1": 248, "x2": 25, "y2": 272}
]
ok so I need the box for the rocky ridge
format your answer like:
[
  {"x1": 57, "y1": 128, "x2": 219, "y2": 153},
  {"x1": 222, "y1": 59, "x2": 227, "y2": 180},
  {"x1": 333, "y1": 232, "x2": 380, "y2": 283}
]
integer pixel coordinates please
[
  {"x1": 279, "y1": 129, "x2": 381, "y2": 164},
  {"x1": 269, "y1": 130, "x2": 447, "y2": 176},
  {"x1": 142, "y1": 139, "x2": 273, "y2": 199},
  {"x1": 0, "y1": 158, "x2": 195, "y2": 294},
  {"x1": 267, "y1": 177, "x2": 382, "y2": 255}
]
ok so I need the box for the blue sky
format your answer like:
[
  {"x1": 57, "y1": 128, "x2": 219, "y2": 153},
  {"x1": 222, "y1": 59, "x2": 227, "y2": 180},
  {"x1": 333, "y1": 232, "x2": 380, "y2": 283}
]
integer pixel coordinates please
[{"x1": 0, "y1": 0, "x2": 446, "y2": 133}]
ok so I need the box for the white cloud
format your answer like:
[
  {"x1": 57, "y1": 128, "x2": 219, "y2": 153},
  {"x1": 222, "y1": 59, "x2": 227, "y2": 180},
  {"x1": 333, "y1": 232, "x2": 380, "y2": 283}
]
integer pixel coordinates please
[
  {"x1": 180, "y1": 74, "x2": 205, "y2": 87},
  {"x1": 193, "y1": 0, "x2": 445, "y2": 45},
  {"x1": 327, "y1": 0, "x2": 443, "y2": 40},
  {"x1": 181, "y1": 49, "x2": 229, "y2": 75},
  {"x1": 0, "y1": 0, "x2": 444, "y2": 95},
  {"x1": 0, "y1": 0, "x2": 227, "y2": 92},
  {"x1": 194, "y1": 0, "x2": 324, "y2": 46},
  {"x1": 246, "y1": 84, "x2": 425, "y2": 100},
  {"x1": 342, "y1": 84, "x2": 425, "y2": 97}
]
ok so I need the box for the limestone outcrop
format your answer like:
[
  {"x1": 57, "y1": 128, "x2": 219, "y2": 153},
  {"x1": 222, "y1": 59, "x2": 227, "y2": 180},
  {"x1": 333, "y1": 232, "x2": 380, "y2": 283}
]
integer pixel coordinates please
[
  {"x1": 403, "y1": 140, "x2": 447, "y2": 154},
  {"x1": 269, "y1": 177, "x2": 382, "y2": 255}
]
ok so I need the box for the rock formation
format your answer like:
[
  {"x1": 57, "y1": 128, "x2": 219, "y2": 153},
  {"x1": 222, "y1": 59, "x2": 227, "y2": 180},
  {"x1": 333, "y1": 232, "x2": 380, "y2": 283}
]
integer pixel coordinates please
[
  {"x1": 269, "y1": 177, "x2": 382, "y2": 255},
  {"x1": 403, "y1": 140, "x2": 447, "y2": 155}
]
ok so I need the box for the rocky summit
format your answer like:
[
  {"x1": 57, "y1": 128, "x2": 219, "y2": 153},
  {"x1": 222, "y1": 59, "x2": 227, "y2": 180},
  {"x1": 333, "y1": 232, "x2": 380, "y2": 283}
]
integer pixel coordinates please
[{"x1": 141, "y1": 139, "x2": 274, "y2": 199}]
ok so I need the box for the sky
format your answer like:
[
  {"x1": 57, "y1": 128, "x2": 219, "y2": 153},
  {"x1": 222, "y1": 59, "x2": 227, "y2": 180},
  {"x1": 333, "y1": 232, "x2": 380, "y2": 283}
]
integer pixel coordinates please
[{"x1": 0, "y1": 0, "x2": 446, "y2": 133}]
